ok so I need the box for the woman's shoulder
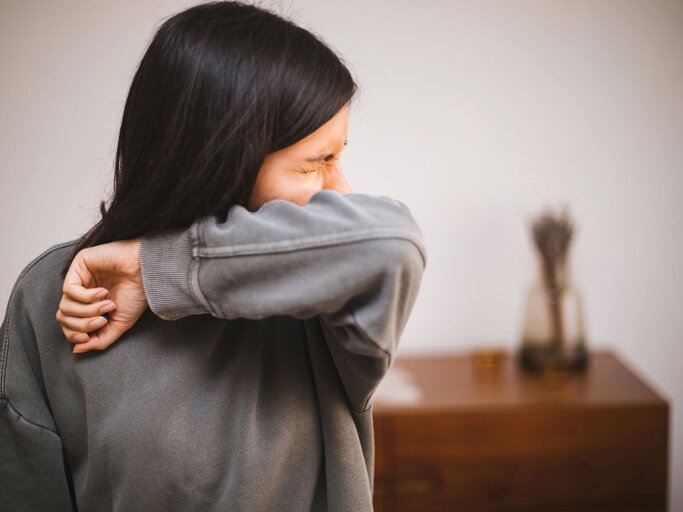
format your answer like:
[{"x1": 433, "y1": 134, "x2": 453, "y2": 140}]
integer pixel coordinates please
[
  {"x1": 4, "y1": 239, "x2": 78, "y2": 315},
  {"x1": 14, "y1": 239, "x2": 77, "y2": 284}
]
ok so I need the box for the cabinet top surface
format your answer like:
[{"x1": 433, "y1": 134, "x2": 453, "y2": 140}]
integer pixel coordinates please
[{"x1": 373, "y1": 350, "x2": 667, "y2": 413}]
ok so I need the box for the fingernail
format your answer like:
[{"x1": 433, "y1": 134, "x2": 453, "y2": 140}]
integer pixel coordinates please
[
  {"x1": 99, "y1": 302, "x2": 116, "y2": 314},
  {"x1": 75, "y1": 333, "x2": 89, "y2": 343},
  {"x1": 94, "y1": 289, "x2": 108, "y2": 299},
  {"x1": 88, "y1": 317, "x2": 107, "y2": 330}
]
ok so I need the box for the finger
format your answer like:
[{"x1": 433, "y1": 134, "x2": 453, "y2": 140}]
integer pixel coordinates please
[
  {"x1": 63, "y1": 282, "x2": 109, "y2": 303},
  {"x1": 59, "y1": 295, "x2": 116, "y2": 318},
  {"x1": 72, "y1": 322, "x2": 119, "y2": 353},
  {"x1": 56, "y1": 309, "x2": 109, "y2": 334},
  {"x1": 61, "y1": 325, "x2": 91, "y2": 344},
  {"x1": 63, "y1": 249, "x2": 111, "y2": 302}
]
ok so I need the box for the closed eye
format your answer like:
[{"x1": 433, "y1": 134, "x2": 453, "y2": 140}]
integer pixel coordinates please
[{"x1": 300, "y1": 138, "x2": 347, "y2": 173}]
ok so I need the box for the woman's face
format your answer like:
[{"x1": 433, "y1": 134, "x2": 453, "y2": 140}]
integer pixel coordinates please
[{"x1": 246, "y1": 104, "x2": 351, "y2": 211}]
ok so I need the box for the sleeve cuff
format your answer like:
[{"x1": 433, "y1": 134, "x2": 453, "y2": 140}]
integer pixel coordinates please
[{"x1": 139, "y1": 226, "x2": 206, "y2": 320}]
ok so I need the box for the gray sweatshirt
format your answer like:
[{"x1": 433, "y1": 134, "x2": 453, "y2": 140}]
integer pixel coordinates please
[{"x1": 0, "y1": 189, "x2": 427, "y2": 512}]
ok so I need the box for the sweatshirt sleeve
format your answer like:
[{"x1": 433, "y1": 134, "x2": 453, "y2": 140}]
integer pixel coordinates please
[
  {"x1": 139, "y1": 189, "x2": 427, "y2": 412},
  {"x1": 0, "y1": 280, "x2": 76, "y2": 511}
]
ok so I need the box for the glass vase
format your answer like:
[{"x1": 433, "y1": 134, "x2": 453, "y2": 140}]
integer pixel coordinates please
[{"x1": 518, "y1": 259, "x2": 589, "y2": 374}]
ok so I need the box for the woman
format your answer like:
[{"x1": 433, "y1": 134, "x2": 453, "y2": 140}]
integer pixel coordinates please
[{"x1": 0, "y1": 2, "x2": 426, "y2": 511}]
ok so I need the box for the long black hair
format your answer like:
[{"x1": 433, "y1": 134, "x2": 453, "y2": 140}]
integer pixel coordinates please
[{"x1": 60, "y1": 0, "x2": 359, "y2": 278}]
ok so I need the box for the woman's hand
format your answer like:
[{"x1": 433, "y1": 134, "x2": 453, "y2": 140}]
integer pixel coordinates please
[{"x1": 57, "y1": 239, "x2": 148, "y2": 353}]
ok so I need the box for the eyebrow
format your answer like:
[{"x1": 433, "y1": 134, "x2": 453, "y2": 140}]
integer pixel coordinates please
[{"x1": 304, "y1": 138, "x2": 348, "y2": 162}]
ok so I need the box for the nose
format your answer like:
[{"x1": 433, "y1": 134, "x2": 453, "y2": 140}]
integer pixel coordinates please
[{"x1": 324, "y1": 165, "x2": 352, "y2": 194}]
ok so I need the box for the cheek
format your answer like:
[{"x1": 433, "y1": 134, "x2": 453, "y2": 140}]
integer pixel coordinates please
[
  {"x1": 284, "y1": 179, "x2": 323, "y2": 206},
  {"x1": 248, "y1": 166, "x2": 322, "y2": 209}
]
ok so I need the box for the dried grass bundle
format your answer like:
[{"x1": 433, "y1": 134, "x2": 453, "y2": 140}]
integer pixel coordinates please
[
  {"x1": 532, "y1": 205, "x2": 574, "y2": 291},
  {"x1": 530, "y1": 205, "x2": 575, "y2": 349}
]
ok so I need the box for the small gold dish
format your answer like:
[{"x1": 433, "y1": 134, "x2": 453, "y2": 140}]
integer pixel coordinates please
[{"x1": 470, "y1": 347, "x2": 507, "y2": 371}]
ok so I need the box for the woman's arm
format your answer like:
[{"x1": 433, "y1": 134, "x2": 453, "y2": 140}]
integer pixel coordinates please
[
  {"x1": 59, "y1": 190, "x2": 425, "y2": 352},
  {"x1": 139, "y1": 189, "x2": 426, "y2": 322}
]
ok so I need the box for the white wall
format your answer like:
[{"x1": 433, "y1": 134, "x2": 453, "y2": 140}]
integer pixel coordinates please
[{"x1": 2, "y1": 0, "x2": 681, "y2": 508}]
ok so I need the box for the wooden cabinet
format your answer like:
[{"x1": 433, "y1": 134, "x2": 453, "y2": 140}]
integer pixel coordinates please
[{"x1": 372, "y1": 351, "x2": 669, "y2": 512}]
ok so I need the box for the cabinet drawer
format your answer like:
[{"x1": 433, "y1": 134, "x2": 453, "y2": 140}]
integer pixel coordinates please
[{"x1": 388, "y1": 407, "x2": 667, "y2": 512}]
